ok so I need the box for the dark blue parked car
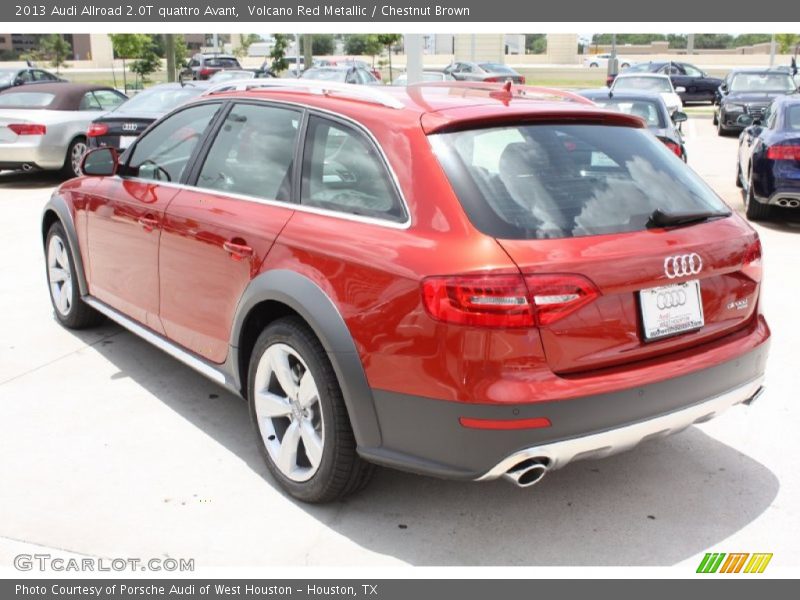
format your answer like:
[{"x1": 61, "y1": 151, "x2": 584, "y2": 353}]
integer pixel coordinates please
[{"x1": 737, "y1": 96, "x2": 800, "y2": 220}]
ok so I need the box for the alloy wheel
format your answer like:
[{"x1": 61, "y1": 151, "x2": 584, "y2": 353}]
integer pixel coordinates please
[
  {"x1": 253, "y1": 343, "x2": 324, "y2": 482},
  {"x1": 70, "y1": 141, "x2": 87, "y2": 176},
  {"x1": 47, "y1": 235, "x2": 72, "y2": 316}
]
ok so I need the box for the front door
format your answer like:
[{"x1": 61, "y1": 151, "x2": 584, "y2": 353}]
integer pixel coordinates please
[{"x1": 85, "y1": 102, "x2": 222, "y2": 330}]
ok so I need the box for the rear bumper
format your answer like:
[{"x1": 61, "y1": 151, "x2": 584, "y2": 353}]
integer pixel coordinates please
[
  {"x1": 0, "y1": 140, "x2": 64, "y2": 170},
  {"x1": 358, "y1": 320, "x2": 770, "y2": 480}
]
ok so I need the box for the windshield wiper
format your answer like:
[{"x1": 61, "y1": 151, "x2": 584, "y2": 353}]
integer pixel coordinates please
[{"x1": 646, "y1": 208, "x2": 729, "y2": 229}]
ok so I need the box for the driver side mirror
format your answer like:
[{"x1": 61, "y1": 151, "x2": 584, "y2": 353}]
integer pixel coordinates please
[
  {"x1": 13, "y1": 76, "x2": 24, "y2": 86},
  {"x1": 736, "y1": 114, "x2": 761, "y2": 127},
  {"x1": 672, "y1": 111, "x2": 688, "y2": 124},
  {"x1": 81, "y1": 147, "x2": 118, "y2": 177},
  {"x1": 720, "y1": 83, "x2": 728, "y2": 93}
]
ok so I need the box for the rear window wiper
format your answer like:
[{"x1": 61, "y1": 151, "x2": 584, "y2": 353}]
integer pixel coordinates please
[{"x1": 646, "y1": 208, "x2": 730, "y2": 229}]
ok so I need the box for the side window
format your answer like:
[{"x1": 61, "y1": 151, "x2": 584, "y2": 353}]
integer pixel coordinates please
[
  {"x1": 345, "y1": 70, "x2": 358, "y2": 84},
  {"x1": 79, "y1": 92, "x2": 102, "y2": 110},
  {"x1": 301, "y1": 116, "x2": 406, "y2": 222},
  {"x1": 765, "y1": 105, "x2": 777, "y2": 129},
  {"x1": 32, "y1": 70, "x2": 50, "y2": 81},
  {"x1": 92, "y1": 90, "x2": 126, "y2": 110},
  {"x1": 126, "y1": 103, "x2": 219, "y2": 183},
  {"x1": 190, "y1": 58, "x2": 200, "y2": 68},
  {"x1": 683, "y1": 64, "x2": 703, "y2": 77},
  {"x1": 17, "y1": 70, "x2": 32, "y2": 83},
  {"x1": 197, "y1": 103, "x2": 300, "y2": 201}
]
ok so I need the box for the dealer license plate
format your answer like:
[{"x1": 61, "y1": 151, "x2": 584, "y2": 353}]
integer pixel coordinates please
[
  {"x1": 639, "y1": 280, "x2": 704, "y2": 341},
  {"x1": 119, "y1": 135, "x2": 134, "y2": 149}
]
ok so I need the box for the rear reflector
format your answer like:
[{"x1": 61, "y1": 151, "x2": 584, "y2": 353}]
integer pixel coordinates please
[
  {"x1": 87, "y1": 122, "x2": 109, "y2": 137},
  {"x1": 421, "y1": 273, "x2": 599, "y2": 328},
  {"x1": 766, "y1": 145, "x2": 800, "y2": 161},
  {"x1": 742, "y1": 237, "x2": 763, "y2": 282},
  {"x1": 459, "y1": 416, "x2": 552, "y2": 430},
  {"x1": 8, "y1": 123, "x2": 46, "y2": 135}
]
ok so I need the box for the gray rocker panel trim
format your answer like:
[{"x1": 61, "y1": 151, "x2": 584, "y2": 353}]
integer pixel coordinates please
[
  {"x1": 229, "y1": 269, "x2": 382, "y2": 448},
  {"x1": 41, "y1": 194, "x2": 89, "y2": 297}
]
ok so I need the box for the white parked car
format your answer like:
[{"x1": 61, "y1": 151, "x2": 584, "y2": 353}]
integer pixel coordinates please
[
  {"x1": 583, "y1": 53, "x2": 631, "y2": 69},
  {"x1": 610, "y1": 73, "x2": 684, "y2": 114}
]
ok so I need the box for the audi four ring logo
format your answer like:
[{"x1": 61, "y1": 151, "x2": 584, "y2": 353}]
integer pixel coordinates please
[
  {"x1": 657, "y1": 289, "x2": 687, "y2": 310},
  {"x1": 122, "y1": 123, "x2": 138, "y2": 131},
  {"x1": 664, "y1": 253, "x2": 703, "y2": 279}
]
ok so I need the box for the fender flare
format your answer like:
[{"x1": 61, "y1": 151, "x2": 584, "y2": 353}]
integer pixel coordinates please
[
  {"x1": 41, "y1": 194, "x2": 89, "y2": 297},
  {"x1": 229, "y1": 269, "x2": 382, "y2": 449}
]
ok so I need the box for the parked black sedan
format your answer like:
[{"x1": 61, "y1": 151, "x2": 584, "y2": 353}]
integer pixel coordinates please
[
  {"x1": 87, "y1": 82, "x2": 209, "y2": 151},
  {"x1": 621, "y1": 61, "x2": 723, "y2": 104},
  {"x1": 715, "y1": 69, "x2": 798, "y2": 136},
  {"x1": 0, "y1": 66, "x2": 64, "y2": 92},
  {"x1": 736, "y1": 95, "x2": 800, "y2": 220},
  {"x1": 578, "y1": 89, "x2": 688, "y2": 161}
]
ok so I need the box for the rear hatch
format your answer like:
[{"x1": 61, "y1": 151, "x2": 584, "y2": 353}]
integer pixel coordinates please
[{"x1": 430, "y1": 118, "x2": 762, "y2": 374}]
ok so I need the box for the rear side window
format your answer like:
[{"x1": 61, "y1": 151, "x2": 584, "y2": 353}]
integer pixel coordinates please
[
  {"x1": 785, "y1": 105, "x2": 800, "y2": 130},
  {"x1": 127, "y1": 103, "x2": 219, "y2": 182},
  {"x1": 197, "y1": 103, "x2": 300, "y2": 201},
  {"x1": 300, "y1": 116, "x2": 406, "y2": 222},
  {"x1": 92, "y1": 90, "x2": 126, "y2": 110},
  {"x1": 0, "y1": 92, "x2": 54, "y2": 107},
  {"x1": 430, "y1": 123, "x2": 729, "y2": 240}
]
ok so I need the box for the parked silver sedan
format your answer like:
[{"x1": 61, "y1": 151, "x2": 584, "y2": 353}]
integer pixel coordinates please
[{"x1": 0, "y1": 83, "x2": 126, "y2": 178}]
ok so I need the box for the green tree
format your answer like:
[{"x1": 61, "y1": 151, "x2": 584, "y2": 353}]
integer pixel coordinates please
[
  {"x1": 732, "y1": 34, "x2": 772, "y2": 47},
  {"x1": 299, "y1": 34, "x2": 335, "y2": 56},
  {"x1": 269, "y1": 34, "x2": 290, "y2": 74},
  {"x1": 173, "y1": 34, "x2": 188, "y2": 71},
  {"x1": 39, "y1": 34, "x2": 72, "y2": 74},
  {"x1": 343, "y1": 34, "x2": 382, "y2": 57},
  {"x1": 233, "y1": 33, "x2": 262, "y2": 59},
  {"x1": 525, "y1": 34, "x2": 546, "y2": 54},
  {"x1": 130, "y1": 43, "x2": 161, "y2": 87},
  {"x1": 376, "y1": 34, "x2": 402, "y2": 83},
  {"x1": 776, "y1": 34, "x2": 800, "y2": 54},
  {"x1": 109, "y1": 34, "x2": 149, "y2": 93}
]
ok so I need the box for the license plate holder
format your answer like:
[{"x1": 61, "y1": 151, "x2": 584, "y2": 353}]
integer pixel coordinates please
[{"x1": 639, "y1": 280, "x2": 704, "y2": 341}]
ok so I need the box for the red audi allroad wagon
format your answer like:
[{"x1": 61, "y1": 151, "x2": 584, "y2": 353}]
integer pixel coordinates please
[{"x1": 41, "y1": 80, "x2": 769, "y2": 502}]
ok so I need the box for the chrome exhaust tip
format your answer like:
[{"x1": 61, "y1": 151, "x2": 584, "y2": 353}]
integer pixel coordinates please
[{"x1": 502, "y1": 458, "x2": 549, "y2": 488}]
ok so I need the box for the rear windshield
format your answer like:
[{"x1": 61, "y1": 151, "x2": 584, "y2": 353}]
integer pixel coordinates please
[
  {"x1": 0, "y1": 92, "x2": 55, "y2": 107},
  {"x1": 115, "y1": 87, "x2": 203, "y2": 113},
  {"x1": 787, "y1": 105, "x2": 800, "y2": 130},
  {"x1": 430, "y1": 123, "x2": 729, "y2": 239},
  {"x1": 590, "y1": 98, "x2": 666, "y2": 128},
  {"x1": 206, "y1": 57, "x2": 240, "y2": 68},
  {"x1": 613, "y1": 77, "x2": 671, "y2": 93}
]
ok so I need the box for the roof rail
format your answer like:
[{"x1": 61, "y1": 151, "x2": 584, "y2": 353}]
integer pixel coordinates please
[
  {"x1": 201, "y1": 78, "x2": 405, "y2": 110},
  {"x1": 411, "y1": 81, "x2": 593, "y2": 104}
]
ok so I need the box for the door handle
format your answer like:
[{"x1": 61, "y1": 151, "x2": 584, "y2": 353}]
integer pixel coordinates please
[
  {"x1": 223, "y1": 240, "x2": 253, "y2": 260},
  {"x1": 138, "y1": 215, "x2": 159, "y2": 232}
]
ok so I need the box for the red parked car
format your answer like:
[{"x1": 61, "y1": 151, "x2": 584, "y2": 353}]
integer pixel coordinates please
[{"x1": 42, "y1": 80, "x2": 769, "y2": 503}]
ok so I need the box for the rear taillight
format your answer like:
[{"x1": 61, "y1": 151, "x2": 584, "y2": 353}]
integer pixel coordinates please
[
  {"x1": 87, "y1": 123, "x2": 109, "y2": 137},
  {"x1": 766, "y1": 145, "x2": 800, "y2": 161},
  {"x1": 421, "y1": 273, "x2": 599, "y2": 328},
  {"x1": 8, "y1": 123, "x2": 46, "y2": 135},
  {"x1": 483, "y1": 76, "x2": 501, "y2": 83},
  {"x1": 742, "y1": 237, "x2": 763, "y2": 283},
  {"x1": 663, "y1": 140, "x2": 683, "y2": 158},
  {"x1": 519, "y1": 76, "x2": 526, "y2": 84},
  {"x1": 199, "y1": 68, "x2": 213, "y2": 77}
]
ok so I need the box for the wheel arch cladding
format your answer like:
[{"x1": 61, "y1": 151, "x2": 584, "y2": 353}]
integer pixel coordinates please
[
  {"x1": 230, "y1": 269, "x2": 382, "y2": 448},
  {"x1": 41, "y1": 195, "x2": 89, "y2": 296}
]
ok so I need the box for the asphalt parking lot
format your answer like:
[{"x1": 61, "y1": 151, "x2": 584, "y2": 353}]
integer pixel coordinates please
[{"x1": 1, "y1": 114, "x2": 798, "y2": 569}]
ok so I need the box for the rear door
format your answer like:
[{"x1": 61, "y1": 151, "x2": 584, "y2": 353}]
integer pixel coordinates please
[
  {"x1": 158, "y1": 101, "x2": 301, "y2": 363},
  {"x1": 85, "y1": 102, "x2": 222, "y2": 330},
  {"x1": 431, "y1": 121, "x2": 762, "y2": 374}
]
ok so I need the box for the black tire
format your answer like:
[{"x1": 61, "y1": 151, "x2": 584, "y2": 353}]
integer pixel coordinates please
[
  {"x1": 248, "y1": 317, "x2": 374, "y2": 503},
  {"x1": 45, "y1": 222, "x2": 103, "y2": 329},
  {"x1": 716, "y1": 116, "x2": 727, "y2": 136},
  {"x1": 735, "y1": 163, "x2": 744, "y2": 188},
  {"x1": 745, "y1": 169, "x2": 771, "y2": 221},
  {"x1": 61, "y1": 136, "x2": 87, "y2": 179},
  {"x1": 712, "y1": 110, "x2": 718, "y2": 125}
]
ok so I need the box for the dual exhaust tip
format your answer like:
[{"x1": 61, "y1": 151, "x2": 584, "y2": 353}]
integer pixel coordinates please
[
  {"x1": 502, "y1": 457, "x2": 550, "y2": 488},
  {"x1": 776, "y1": 198, "x2": 800, "y2": 208}
]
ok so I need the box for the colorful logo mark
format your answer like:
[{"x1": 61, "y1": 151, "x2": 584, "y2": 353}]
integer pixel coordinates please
[{"x1": 696, "y1": 552, "x2": 773, "y2": 574}]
